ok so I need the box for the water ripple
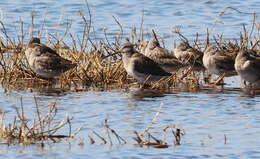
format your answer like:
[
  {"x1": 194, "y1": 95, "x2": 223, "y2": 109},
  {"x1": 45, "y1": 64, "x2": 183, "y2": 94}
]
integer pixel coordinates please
[{"x1": 0, "y1": 0, "x2": 260, "y2": 158}]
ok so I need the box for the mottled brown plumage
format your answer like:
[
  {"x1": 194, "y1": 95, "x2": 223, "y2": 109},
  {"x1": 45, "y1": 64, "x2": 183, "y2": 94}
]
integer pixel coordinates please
[
  {"x1": 25, "y1": 37, "x2": 76, "y2": 78},
  {"x1": 143, "y1": 38, "x2": 185, "y2": 72},
  {"x1": 203, "y1": 45, "x2": 236, "y2": 76},
  {"x1": 121, "y1": 42, "x2": 171, "y2": 83},
  {"x1": 235, "y1": 49, "x2": 260, "y2": 83},
  {"x1": 174, "y1": 42, "x2": 204, "y2": 68}
]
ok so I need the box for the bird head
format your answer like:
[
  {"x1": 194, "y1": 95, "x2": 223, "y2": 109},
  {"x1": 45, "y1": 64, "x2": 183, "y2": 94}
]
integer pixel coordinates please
[
  {"x1": 177, "y1": 41, "x2": 190, "y2": 51},
  {"x1": 28, "y1": 37, "x2": 41, "y2": 45},
  {"x1": 121, "y1": 43, "x2": 136, "y2": 55}
]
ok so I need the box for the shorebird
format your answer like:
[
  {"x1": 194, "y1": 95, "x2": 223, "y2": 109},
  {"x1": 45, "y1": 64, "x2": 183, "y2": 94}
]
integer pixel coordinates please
[
  {"x1": 203, "y1": 45, "x2": 236, "y2": 75},
  {"x1": 121, "y1": 42, "x2": 171, "y2": 83},
  {"x1": 174, "y1": 41, "x2": 204, "y2": 68},
  {"x1": 203, "y1": 45, "x2": 237, "y2": 84},
  {"x1": 143, "y1": 38, "x2": 185, "y2": 72},
  {"x1": 25, "y1": 37, "x2": 76, "y2": 79},
  {"x1": 235, "y1": 49, "x2": 260, "y2": 83}
]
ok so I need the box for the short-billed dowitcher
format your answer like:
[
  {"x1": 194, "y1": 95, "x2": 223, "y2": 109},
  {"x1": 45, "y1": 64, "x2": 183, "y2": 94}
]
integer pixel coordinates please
[
  {"x1": 121, "y1": 42, "x2": 171, "y2": 83},
  {"x1": 203, "y1": 45, "x2": 237, "y2": 85},
  {"x1": 235, "y1": 49, "x2": 260, "y2": 83},
  {"x1": 25, "y1": 37, "x2": 76, "y2": 78},
  {"x1": 143, "y1": 38, "x2": 185, "y2": 72},
  {"x1": 203, "y1": 45, "x2": 236, "y2": 76},
  {"x1": 174, "y1": 41, "x2": 204, "y2": 69}
]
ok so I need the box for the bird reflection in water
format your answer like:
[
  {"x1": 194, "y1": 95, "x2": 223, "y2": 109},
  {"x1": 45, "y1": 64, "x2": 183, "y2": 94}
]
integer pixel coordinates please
[{"x1": 127, "y1": 88, "x2": 167, "y2": 101}]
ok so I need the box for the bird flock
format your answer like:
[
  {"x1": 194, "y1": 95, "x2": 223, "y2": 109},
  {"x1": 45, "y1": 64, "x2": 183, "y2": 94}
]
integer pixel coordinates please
[
  {"x1": 25, "y1": 36, "x2": 260, "y2": 89},
  {"x1": 120, "y1": 36, "x2": 260, "y2": 89}
]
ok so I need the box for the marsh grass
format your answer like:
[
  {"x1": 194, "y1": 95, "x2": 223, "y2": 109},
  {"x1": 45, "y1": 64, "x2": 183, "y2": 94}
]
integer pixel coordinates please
[
  {"x1": 0, "y1": 98, "x2": 74, "y2": 145},
  {"x1": 131, "y1": 105, "x2": 185, "y2": 148},
  {"x1": 0, "y1": 8, "x2": 259, "y2": 91},
  {"x1": 86, "y1": 119, "x2": 184, "y2": 149}
]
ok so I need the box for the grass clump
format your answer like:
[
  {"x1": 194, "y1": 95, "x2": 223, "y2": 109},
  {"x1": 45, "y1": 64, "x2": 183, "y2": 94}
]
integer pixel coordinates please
[{"x1": 0, "y1": 98, "x2": 75, "y2": 145}]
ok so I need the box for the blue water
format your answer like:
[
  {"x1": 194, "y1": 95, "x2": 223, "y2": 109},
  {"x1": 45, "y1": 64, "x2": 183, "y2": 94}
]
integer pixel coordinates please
[
  {"x1": 0, "y1": 0, "x2": 259, "y2": 45},
  {"x1": 0, "y1": 0, "x2": 260, "y2": 159}
]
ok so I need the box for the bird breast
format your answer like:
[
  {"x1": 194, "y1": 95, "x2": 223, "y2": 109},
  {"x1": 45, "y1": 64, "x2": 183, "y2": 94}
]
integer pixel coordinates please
[
  {"x1": 25, "y1": 48, "x2": 36, "y2": 67},
  {"x1": 122, "y1": 55, "x2": 135, "y2": 77}
]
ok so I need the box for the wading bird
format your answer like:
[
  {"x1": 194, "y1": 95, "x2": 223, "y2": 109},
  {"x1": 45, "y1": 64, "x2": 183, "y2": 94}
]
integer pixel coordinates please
[
  {"x1": 25, "y1": 37, "x2": 76, "y2": 79},
  {"x1": 235, "y1": 49, "x2": 260, "y2": 85},
  {"x1": 121, "y1": 42, "x2": 171, "y2": 83},
  {"x1": 143, "y1": 38, "x2": 185, "y2": 72},
  {"x1": 203, "y1": 45, "x2": 237, "y2": 84}
]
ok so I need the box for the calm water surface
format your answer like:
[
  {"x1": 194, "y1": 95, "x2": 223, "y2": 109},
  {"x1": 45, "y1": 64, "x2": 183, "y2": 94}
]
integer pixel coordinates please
[{"x1": 0, "y1": 0, "x2": 260, "y2": 159}]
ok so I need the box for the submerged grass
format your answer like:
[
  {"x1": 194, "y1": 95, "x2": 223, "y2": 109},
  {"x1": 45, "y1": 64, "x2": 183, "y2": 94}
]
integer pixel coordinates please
[
  {"x1": 0, "y1": 98, "x2": 74, "y2": 145},
  {"x1": 0, "y1": 99, "x2": 184, "y2": 148}
]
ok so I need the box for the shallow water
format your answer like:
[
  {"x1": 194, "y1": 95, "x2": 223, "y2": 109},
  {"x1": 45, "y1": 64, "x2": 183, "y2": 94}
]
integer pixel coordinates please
[
  {"x1": 0, "y1": 0, "x2": 260, "y2": 159},
  {"x1": 1, "y1": 87, "x2": 260, "y2": 158},
  {"x1": 0, "y1": 0, "x2": 259, "y2": 46}
]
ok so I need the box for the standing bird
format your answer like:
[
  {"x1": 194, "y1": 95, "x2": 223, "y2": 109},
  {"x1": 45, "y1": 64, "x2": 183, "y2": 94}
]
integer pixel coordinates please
[
  {"x1": 203, "y1": 45, "x2": 237, "y2": 84},
  {"x1": 121, "y1": 42, "x2": 171, "y2": 83},
  {"x1": 143, "y1": 38, "x2": 185, "y2": 72},
  {"x1": 25, "y1": 37, "x2": 76, "y2": 79},
  {"x1": 174, "y1": 41, "x2": 204, "y2": 69},
  {"x1": 235, "y1": 49, "x2": 260, "y2": 84}
]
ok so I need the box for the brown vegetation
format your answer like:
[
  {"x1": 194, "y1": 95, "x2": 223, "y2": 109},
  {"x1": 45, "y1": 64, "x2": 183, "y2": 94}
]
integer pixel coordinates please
[
  {"x1": 0, "y1": 8, "x2": 259, "y2": 92},
  {"x1": 0, "y1": 97, "x2": 74, "y2": 145}
]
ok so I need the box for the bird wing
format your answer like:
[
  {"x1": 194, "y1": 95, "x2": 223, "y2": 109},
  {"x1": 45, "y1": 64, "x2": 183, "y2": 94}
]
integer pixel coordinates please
[
  {"x1": 36, "y1": 52, "x2": 75, "y2": 71},
  {"x1": 145, "y1": 47, "x2": 175, "y2": 60},
  {"x1": 156, "y1": 57, "x2": 183, "y2": 67},
  {"x1": 148, "y1": 47, "x2": 184, "y2": 67},
  {"x1": 247, "y1": 59, "x2": 260, "y2": 76},
  {"x1": 155, "y1": 47, "x2": 176, "y2": 58},
  {"x1": 132, "y1": 54, "x2": 171, "y2": 76},
  {"x1": 214, "y1": 55, "x2": 235, "y2": 71},
  {"x1": 27, "y1": 43, "x2": 61, "y2": 57},
  {"x1": 39, "y1": 44, "x2": 60, "y2": 56}
]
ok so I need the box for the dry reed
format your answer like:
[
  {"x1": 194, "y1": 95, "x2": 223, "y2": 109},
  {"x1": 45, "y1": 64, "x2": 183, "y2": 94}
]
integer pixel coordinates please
[
  {"x1": 0, "y1": 97, "x2": 75, "y2": 145},
  {"x1": 0, "y1": 9, "x2": 259, "y2": 91}
]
